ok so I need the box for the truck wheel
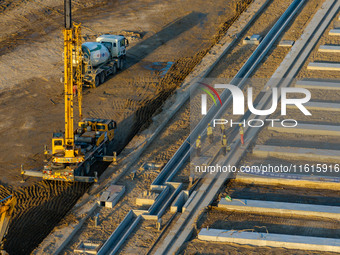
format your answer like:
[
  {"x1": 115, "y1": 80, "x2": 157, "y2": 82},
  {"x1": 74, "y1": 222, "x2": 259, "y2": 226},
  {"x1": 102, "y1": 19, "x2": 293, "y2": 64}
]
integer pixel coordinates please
[
  {"x1": 85, "y1": 162, "x2": 91, "y2": 175},
  {"x1": 120, "y1": 58, "x2": 125, "y2": 69},
  {"x1": 100, "y1": 72, "x2": 105, "y2": 84},
  {"x1": 113, "y1": 64, "x2": 117, "y2": 74},
  {"x1": 80, "y1": 168, "x2": 85, "y2": 176},
  {"x1": 103, "y1": 145, "x2": 107, "y2": 155},
  {"x1": 94, "y1": 75, "x2": 100, "y2": 87}
]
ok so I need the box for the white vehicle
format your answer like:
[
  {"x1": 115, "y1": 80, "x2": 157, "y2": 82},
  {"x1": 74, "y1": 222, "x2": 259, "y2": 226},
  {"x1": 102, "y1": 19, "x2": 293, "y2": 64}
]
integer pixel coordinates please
[{"x1": 80, "y1": 34, "x2": 129, "y2": 87}]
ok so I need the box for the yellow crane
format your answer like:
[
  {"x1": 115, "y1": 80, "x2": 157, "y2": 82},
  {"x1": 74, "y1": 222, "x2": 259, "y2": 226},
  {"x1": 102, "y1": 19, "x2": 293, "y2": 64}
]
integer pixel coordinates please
[
  {"x1": 57, "y1": 0, "x2": 83, "y2": 162},
  {"x1": 22, "y1": 0, "x2": 117, "y2": 182},
  {"x1": 0, "y1": 195, "x2": 16, "y2": 254}
]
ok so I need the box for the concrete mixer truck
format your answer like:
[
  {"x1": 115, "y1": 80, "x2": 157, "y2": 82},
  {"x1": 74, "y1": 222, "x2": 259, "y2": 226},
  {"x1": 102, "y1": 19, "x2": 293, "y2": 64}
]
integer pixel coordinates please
[{"x1": 78, "y1": 34, "x2": 129, "y2": 88}]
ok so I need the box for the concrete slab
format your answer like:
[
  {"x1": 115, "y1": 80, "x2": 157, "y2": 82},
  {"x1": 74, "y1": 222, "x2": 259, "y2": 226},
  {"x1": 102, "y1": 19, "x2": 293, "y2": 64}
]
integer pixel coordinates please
[
  {"x1": 74, "y1": 241, "x2": 102, "y2": 254},
  {"x1": 295, "y1": 79, "x2": 340, "y2": 90},
  {"x1": 319, "y1": 45, "x2": 340, "y2": 52},
  {"x1": 287, "y1": 101, "x2": 340, "y2": 112},
  {"x1": 329, "y1": 29, "x2": 340, "y2": 35},
  {"x1": 279, "y1": 40, "x2": 295, "y2": 47},
  {"x1": 307, "y1": 62, "x2": 340, "y2": 71},
  {"x1": 198, "y1": 228, "x2": 340, "y2": 253},
  {"x1": 170, "y1": 190, "x2": 189, "y2": 213},
  {"x1": 218, "y1": 198, "x2": 340, "y2": 219},
  {"x1": 97, "y1": 185, "x2": 125, "y2": 208},
  {"x1": 182, "y1": 191, "x2": 197, "y2": 212},
  {"x1": 253, "y1": 145, "x2": 340, "y2": 162},
  {"x1": 268, "y1": 122, "x2": 340, "y2": 136},
  {"x1": 136, "y1": 191, "x2": 159, "y2": 206},
  {"x1": 236, "y1": 173, "x2": 340, "y2": 190},
  {"x1": 243, "y1": 35, "x2": 262, "y2": 45}
]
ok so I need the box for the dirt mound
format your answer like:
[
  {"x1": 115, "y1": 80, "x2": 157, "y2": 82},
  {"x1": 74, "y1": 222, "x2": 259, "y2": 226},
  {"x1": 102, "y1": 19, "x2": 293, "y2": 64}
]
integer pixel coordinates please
[{"x1": 2, "y1": 181, "x2": 89, "y2": 255}]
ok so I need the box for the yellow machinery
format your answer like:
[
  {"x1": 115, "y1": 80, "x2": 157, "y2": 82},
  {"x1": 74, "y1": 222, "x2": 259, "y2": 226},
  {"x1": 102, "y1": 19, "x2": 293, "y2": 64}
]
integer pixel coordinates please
[
  {"x1": 74, "y1": 22, "x2": 83, "y2": 120},
  {"x1": 58, "y1": 0, "x2": 83, "y2": 163},
  {"x1": 0, "y1": 195, "x2": 16, "y2": 253},
  {"x1": 22, "y1": 0, "x2": 117, "y2": 182}
]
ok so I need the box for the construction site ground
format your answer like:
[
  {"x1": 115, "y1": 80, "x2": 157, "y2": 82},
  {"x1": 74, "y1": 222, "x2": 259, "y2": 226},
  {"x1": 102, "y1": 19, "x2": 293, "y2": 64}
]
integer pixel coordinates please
[
  {"x1": 0, "y1": 0, "x2": 257, "y2": 254},
  {"x1": 1, "y1": 0, "x2": 340, "y2": 254},
  {"x1": 0, "y1": 0, "x2": 239, "y2": 185},
  {"x1": 56, "y1": 0, "x2": 335, "y2": 254},
  {"x1": 182, "y1": 0, "x2": 340, "y2": 253}
]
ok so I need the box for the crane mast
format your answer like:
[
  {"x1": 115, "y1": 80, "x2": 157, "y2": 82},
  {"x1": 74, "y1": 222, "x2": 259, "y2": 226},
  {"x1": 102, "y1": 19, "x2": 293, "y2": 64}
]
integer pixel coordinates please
[
  {"x1": 52, "y1": 0, "x2": 83, "y2": 163},
  {"x1": 64, "y1": 0, "x2": 74, "y2": 156}
]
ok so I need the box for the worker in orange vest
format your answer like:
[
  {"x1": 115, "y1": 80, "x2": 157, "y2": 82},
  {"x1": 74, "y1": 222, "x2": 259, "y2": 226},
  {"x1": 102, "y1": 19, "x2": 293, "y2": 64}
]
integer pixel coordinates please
[
  {"x1": 196, "y1": 136, "x2": 201, "y2": 156},
  {"x1": 207, "y1": 123, "x2": 213, "y2": 144},
  {"x1": 239, "y1": 124, "x2": 244, "y2": 145},
  {"x1": 73, "y1": 84, "x2": 78, "y2": 97}
]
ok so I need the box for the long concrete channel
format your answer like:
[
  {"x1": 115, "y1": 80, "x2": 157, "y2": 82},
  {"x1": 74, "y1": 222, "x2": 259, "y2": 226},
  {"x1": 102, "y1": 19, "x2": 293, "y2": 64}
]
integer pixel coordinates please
[
  {"x1": 153, "y1": 0, "x2": 340, "y2": 254},
  {"x1": 94, "y1": 0, "x2": 321, "y2": 254}
]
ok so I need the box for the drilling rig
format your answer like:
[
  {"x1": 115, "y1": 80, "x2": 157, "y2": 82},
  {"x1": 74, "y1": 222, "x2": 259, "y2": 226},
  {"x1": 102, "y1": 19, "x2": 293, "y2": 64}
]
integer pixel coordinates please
[{"x1": 22, "y1": 0, "x2": 117, "y2": 182}]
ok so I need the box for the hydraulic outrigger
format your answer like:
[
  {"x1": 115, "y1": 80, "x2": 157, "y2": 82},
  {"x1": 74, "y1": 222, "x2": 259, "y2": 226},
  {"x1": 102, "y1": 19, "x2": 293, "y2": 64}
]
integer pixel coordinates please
[{"x1": 22, "y1": 0, "x2": 117, "y2": 182}]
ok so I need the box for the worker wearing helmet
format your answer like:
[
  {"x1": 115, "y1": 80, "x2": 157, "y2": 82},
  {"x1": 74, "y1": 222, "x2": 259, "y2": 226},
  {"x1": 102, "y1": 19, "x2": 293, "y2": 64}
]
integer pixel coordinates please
[
  {"x1": 207, "y1": 123, "x2": 213, "y2": 144},
  {"x1": 221, "y1": 134, "x2": 228, "y2": 156},
  {"x1": 196, "y1": 136, "x2": 201, "y2": 156},
  {"x1": 220, "y1": 123, "x2": 225, "y2": 135},
  {"x1": 239, "y1": 124, "x2": 244, "y2": 145}
]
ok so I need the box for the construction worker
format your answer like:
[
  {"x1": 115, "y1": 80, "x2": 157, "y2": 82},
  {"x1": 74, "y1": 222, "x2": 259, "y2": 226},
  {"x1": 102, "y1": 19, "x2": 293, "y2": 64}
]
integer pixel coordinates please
[
  {"x1": 207, "y1": 123, "x2": 213, "y2": 144},
  {"x1": 73, "y1": 84, "x2": 78, "y2": 97},
  {"x1": 221, "y1": 135, "x2": 228, "y2": 156},
  {"x1": 196, "y1": 136, "x2": 201, "y2": 156},
  {"x1": 221, "y1": 124, "x2": 225, "y2": 135},
  {"x1": 239, "y1": 124, "x2": 244, "y2": 145}
]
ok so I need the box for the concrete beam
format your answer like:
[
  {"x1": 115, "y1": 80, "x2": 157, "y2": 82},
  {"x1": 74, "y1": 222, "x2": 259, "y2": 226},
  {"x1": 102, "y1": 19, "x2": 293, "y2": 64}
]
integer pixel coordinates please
[
  {"x1": 287, "y1": 101, "x2": 340, "y2": 112},
  {"x1": 268, "y1": 122, "x2": 340, "y2": 136},
  {"x1": 218, "y1": 198, "x2": 340, "y2": 220},
  {"x1": 253, "y1": 145, "x2": 340, "y2": 162},
  {"x1": 295, "y1": 79, "x2": 340, "y2": 90},
  {"x1": 97, "y1": 185, "x2": 125, "y2": 208},
  {"x1": 307, "y1": 62, "x2": 340, "y2": 71},
  {"x1": 329, "y1": 29, "x2": 340, "y2": 35},
  {"x1": 236, "y1": 173, "x2": 340, "y2": 190},
  {"x1": 279, "y1": 40, "x2": 294, "y2": 47},
  {"x1": 319, "y1": 45, "x2": 340, "y2": 52},
  {"x1": 198, "y1": 228, "x2": 340, "y2": 253}
]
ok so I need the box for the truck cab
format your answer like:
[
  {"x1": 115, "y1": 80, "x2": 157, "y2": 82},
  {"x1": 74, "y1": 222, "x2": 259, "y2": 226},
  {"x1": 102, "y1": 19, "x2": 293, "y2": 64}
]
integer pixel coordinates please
[
  {"x1": 77, "y1": 118, "x2": 116, "y2": 142},
  {"x1": 96, "y1": 35, "x2": 129, "y2": 58},
  {"x1": 51, "y1": 132, "x2": 65, "y2": 155}
]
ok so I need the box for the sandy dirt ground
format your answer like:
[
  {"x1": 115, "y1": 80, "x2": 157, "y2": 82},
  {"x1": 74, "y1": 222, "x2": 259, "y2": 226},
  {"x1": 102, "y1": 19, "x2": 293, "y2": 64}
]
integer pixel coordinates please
[
  {"x1": 0, "y1": 182, "x2": 90, "y2": 254},
  {"x1": 0, "y1": 0, "x2": 250, "y2": 253},
  {"x1": 0, "y1": 0, "x2": 239, "y2": 186},
  {"x1": 181, "y1": 237, "x2": 340, "y2": 255},
  {"x1": 0, "y1": 0, "x2": 253, "y2": 253}
]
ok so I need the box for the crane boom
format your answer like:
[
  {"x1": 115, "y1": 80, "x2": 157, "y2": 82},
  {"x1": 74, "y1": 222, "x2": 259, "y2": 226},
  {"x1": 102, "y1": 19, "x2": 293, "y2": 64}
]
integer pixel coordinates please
[{"x1": 64, "y1": 0, "x2": 74, "y2": 154}]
